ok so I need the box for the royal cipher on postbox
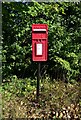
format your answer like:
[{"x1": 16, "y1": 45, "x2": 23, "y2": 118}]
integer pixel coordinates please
[{"x1": 32, "y1": 24, "x2": 48, "y2": 61}]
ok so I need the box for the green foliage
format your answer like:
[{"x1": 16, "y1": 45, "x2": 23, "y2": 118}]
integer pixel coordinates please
[
  {"x1": 2, "y1": 2, "x2": 81, "y2": 81},
  {"x1": 2, "y1": 75, "x2": 36, "y2": 100}
]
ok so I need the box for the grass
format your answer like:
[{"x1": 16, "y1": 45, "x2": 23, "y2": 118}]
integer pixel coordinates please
[{"x1": 1, "y1": 77, "x2": 81, "y2": 119}]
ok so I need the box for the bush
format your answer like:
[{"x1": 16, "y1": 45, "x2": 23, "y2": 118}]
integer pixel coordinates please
[
  {"x1": 2, "y1": 2, "x2": 81, "y2": 81},
  {"x1": 2, "y1": 75, "x2": 36, "y2": 100}
]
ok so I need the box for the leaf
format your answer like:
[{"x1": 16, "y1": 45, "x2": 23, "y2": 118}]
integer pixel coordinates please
[{"x1": 11, "y1": 55, "x2": 16, "y2": 60}]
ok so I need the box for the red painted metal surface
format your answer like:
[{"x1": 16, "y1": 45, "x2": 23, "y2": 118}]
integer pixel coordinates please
[{"x1": 32, "y1": 24, "x2": 48, "y2": 61}]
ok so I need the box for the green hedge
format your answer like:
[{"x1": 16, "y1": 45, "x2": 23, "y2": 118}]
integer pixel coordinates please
[{"x1": 2, "y1": 2, "x2": 81, "y2": 81}]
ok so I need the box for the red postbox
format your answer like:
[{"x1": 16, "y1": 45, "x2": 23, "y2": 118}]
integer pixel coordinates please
[{"x1": 32, "y1": 24, "x2": 48, "y2": 61}]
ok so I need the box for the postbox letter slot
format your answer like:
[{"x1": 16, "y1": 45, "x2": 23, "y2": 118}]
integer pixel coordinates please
[{"x1": 33, "y1": 29, "x2": 46, "y2": 32}]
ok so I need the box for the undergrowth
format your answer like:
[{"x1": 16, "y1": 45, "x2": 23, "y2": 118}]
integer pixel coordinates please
[{"x1": 1, "y1": 76, "x2": 81, "y2": 119}]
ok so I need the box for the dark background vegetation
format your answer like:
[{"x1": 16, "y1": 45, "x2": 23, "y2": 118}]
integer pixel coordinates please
[{"x1": 2, "y1": 2, "x2": 81, "y2": 82}]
